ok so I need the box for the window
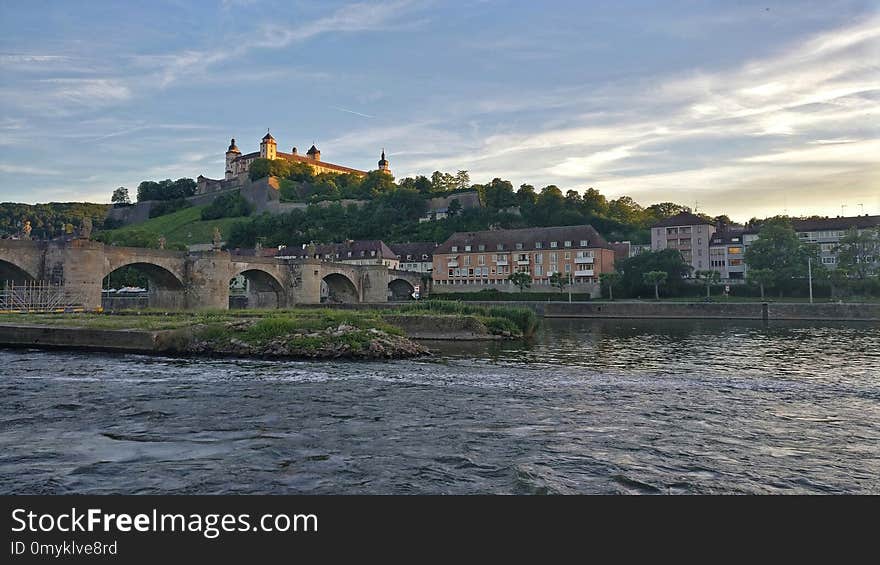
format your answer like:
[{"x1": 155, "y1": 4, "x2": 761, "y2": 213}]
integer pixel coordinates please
[
  {"x1": 535, "y1": 242, "x2": 542, "y2": 249},
  {"x1": 728, "y1": 246, "x2": 743, "y2": 254},
  {"x1": 518, "y1": 253, "x2": 528, "y2": 261},
  {"x1": 451, "y1": 246, "x2": 458, "y2": 252},
  {"x1": 564, "y1": 252, "x2": 571, "y2": 260},
  {"x1": 564, "y1": 263, "x2": 571, "y2": 273},
  {"x1": 464, "y1": 256, "x2": 471, "y2": 266},
  {"x1": 564, "y1": 241, "x2": 571, "y2": 247},
  {"x1": 370, "y1": 250, "x2": 376, "y2": 257},
  {"x1": 448, "y1": 269, "x2": 453, "y2": 277},
  {"x1": 422, "y1": 254, "x2": 428, "y2": 260},
  {"x1": 550, "y1": 252, "x2": 557, "y2": 262},
  {"x1": 516, "y1": 242, "x2": 523, "y2": 250},
  {"x1": 535, "y1": 265, "x2": 544, "y2": 276},
  {"x1": 347, "y1": 251, "x2": 352, "y2": 257},
  {"x1": 478, "y1": 255, "x2": 485, "y2": 265},
  {"x1": 478, "y1": 244, "x2": 485, "y2": 251},
  {"x1": 454, "y1": 268, "x2": 460, "y2": 276},
  {"x1": 580, "y1": 240, "x2": 588, "y2": 247},
  {"x1": 497, "y1": 244, "x2": 504, "y2": 251},
  {"x1": 464, "y1": 245, "x2": 471, "y2": 252},
  {"x1": 535, "y1": 253, "x2": 543, "y2": 264},
  {"x1": 549, "y1": 264, "x2": 557, "y2": 274},
  {"x1": 550, "y1": 241, "x2": 558, "y2": 248}
]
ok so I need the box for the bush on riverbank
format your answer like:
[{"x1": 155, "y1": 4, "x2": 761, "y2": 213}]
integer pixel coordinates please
[{"x1": 394, "y1": 300, "x2": 538, "y2": 337}]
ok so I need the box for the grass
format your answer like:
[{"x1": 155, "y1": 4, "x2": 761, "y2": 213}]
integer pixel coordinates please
[
  {"x1": 392, "y1": 300, "x2": 539, "y2": 337},
  {"x1": 97, "y1": 205, "x2": 249, "y2": 249}
]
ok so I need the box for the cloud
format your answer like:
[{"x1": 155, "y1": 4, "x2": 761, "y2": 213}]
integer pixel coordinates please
[{"x1": 391, "y1": 14, "x2": 880, "y2": 220}]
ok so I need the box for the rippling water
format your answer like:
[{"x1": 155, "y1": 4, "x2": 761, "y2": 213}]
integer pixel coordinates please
[{"x1": 1, "y1": 318, "x2": 878, "y2": 494}]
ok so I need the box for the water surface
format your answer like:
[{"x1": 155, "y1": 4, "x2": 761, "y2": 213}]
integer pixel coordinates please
[{"x1": 1, "y1": 318, "x2": 878, "y2": 494}]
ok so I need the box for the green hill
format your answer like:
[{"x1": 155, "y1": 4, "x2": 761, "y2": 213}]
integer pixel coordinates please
[{"x1": 96, "y1": 205, "x2": 250, "y2": 249}]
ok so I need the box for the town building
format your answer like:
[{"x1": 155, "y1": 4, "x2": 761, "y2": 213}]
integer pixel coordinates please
[
  {"x1": 709, "y1": 231, "x2": 746, "y2": 280},
  {"x1": 419, "y1": 191, "x2": 482, "y2": 222},
  {"x1": 650, "y1": 212, "x2": 716, "y2": 273},
  {"x1": 389, "y1": 242, "x2": 438, "y2": 274},
  {"x1": 742, "y1": 215, "x2": 880, "y2": 270},
  {"x1": 432, "y1": 225, "x2": 615, "y2": 295},
  {"x1": 276, "y1": 240, "x2": 399, "y2": 269}
]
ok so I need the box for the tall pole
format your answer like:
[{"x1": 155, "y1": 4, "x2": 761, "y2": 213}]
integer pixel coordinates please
[{"x1": 808, "y1": 256, "x2": 813, "y2": 304}]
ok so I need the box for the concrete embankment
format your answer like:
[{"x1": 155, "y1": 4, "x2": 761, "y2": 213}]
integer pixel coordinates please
[
  {"x1": 0, "y1": 324, "x2": 187, "y2": 353},
  {"x1": 451, "y1": 301, "x2": 880, "y2": 322}
]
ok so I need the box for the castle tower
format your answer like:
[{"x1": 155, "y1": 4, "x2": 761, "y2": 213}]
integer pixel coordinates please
[
  {"x1": 225, "y1": 138, "x2": 240, "y2": 180},
  {"x1": 260, "y1": 130, "x2": 277, "y2": 160},
  {"x1": 306, "y1": 144, "x2": 321, "y2": 161},
  {"x1": 378, "y1": 148, "x2": 392, "y2": 175}
]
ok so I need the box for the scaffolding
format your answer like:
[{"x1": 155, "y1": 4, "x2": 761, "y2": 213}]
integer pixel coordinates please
[{"x1": 0, "y1": 281, "x2": 88, "y2": 313}]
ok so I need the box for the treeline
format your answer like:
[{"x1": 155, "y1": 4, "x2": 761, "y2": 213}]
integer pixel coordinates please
[
  {"x1": 227, "y1": 165, "x2": 720, "y2": 249},
  {"x1": 136, "y1": 178, "x2": 196, "y2": 202},
  {"x1": 0, "y1": 202, "x2": 111, "y2": 239}
]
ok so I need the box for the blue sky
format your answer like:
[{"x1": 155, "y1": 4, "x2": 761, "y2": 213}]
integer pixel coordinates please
[{"x1": 1, "y1": 0, "x2": 877, "y2": 221}]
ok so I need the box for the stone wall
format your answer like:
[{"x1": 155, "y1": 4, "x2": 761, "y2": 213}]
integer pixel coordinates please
[{"x1": 458, "y1": 300, "x2": 880, "y2": 321}]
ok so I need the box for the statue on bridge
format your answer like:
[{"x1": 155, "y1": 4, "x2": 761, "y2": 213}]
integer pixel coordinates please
[
  {"x1": 22, "y1": 220, "x2": 32, "y2": 240},
  {"x1": 212, "y1": 227, "x2": 222, "y2": 251},
  {"x1": 158, "y1": 235, "x2": 166, "y2": 250},
  {"x1": 80, "y1": 217, "x2": 92, "y2": 240}
]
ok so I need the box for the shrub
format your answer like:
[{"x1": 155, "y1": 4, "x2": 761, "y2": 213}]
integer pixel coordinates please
[
  {"x1": 149, "y1": 198, "x2": 191, "y2": 218},
  {"x1": 201, "y1": 191, "x2": 253, "y2": 220}
]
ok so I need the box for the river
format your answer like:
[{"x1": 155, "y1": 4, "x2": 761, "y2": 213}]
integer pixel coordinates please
[{"x1": 1, "y1": 318, "x2": 878, "y2": 494}]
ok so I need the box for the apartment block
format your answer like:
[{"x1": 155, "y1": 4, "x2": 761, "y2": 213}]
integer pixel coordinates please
[
  {"x1": 650, "y1": 212, "x2": 716, "y2": 273},
  {"x1": 709, "y1": 231, "x2": 746, "y2": 280},
  {"x1": 432, "y1": 225, "x2": 615, "y2": 294}
]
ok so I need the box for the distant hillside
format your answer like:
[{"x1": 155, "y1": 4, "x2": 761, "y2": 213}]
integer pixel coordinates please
[
  {"x1": 95, "y1": 204, "x2": 250, "y2": 249},
  {"x1": 0, "y1": 202, "x2": 111, "y2": 239}
]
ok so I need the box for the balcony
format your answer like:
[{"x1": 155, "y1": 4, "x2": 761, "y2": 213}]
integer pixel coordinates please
[
  {"x1": 517, "y1": 259, "x2": 530, "y2": 266},
  {"x1": 447, "y1": 260, "x2": 459, "y2": 268},
  {"x1": 575, "y1": 269, "x2": 594, "y2": 277},
  {"x1": 495, "y1": 260, "x2": 508, "y2": 266},
  {"x1": 574, "y1": 256, "x2": 594, "y2": 264}
]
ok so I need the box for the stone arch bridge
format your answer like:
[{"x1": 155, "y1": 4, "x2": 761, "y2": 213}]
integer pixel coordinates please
[{"x1": 0, "y1": 240, "x2": 423, "y2": 310}]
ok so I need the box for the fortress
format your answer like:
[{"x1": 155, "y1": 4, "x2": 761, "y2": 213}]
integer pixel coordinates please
[{"x1": 196, "y1": 131, "x2": 391, "y2": 195}]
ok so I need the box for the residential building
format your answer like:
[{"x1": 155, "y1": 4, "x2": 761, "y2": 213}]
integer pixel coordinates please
[
  {"x1": 389, "y1": 242, "x2": 438, "y2": 274},
  {"x1": 276, "y1": 240, "x2": 399, "y2": 269},
  {"x1": 650, "y1": 212, "x2": 716, "y2": 273},
  {"x1": 742, "y1": 215, "x2": 880, "y2": 270},
  {"x1": 432, "y1": 224, "x2": 615, "y2": 295},
  {"x1": 419, "y1": 191, "x2": 482, "y2": 222},
  {"x1": 709, "y1": 231, "x2": 746, "y2": 280}
]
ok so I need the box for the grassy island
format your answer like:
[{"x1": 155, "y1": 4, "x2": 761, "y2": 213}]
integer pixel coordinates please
[{"x1": 0, "y1": 302, "x2": 538, "y2": 360}]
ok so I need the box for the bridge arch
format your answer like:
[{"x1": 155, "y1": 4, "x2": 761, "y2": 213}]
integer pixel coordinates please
[
  {"x1": 103, "y1": 261, "x2": 186, "y2": 310},
  {"x1": 0, "y1": 259, "x2": 37, "y2": 286},
  {"x1": 230, "y1": 268, "x2": 287, "y2": 309},
  {"x1": 322, "y1": 272, "x2": 359, "y2": 303},
  {"x1": 388, "y1": 277, "x2": 415, "y2": 301}
]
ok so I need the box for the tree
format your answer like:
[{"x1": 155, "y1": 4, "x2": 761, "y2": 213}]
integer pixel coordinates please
[
  {"x1": 599, "y1": 272, "x2": 620, "y2": 300},
  {"x1": 744, "y1": 217, "x2": 814, "y2": 296},
  {"x1": 508, "y1": 271, "x2": 532, "y2": 292},
  {"x1": 746, "y1": 268, "x2": 774, "y2": 299},
  {"x1": 643, "y1": 270, "x2": 668, "y2": 300},
  {"x1": 454, "y1": 170, "x2": 470, "y2": 191},
  {"x1": 695, "y1": 269, "x2": 721, "y2": 299},
  {"x1": 836, "y1": 227, "x2": 879, "y2": 279},
  {"x1": 616, "y1": 249, "x2": 691, "y2": 298},
  {"x1": 447, "y1": 199, "x2": 462, "y2": 217},
  {"x1": 549, "y1": 271, "x2": 571, "y2": 293},
  {"x1": 111, "y1": 187, "x2": 131, "y2": 207},
  {"x1": 481, "y1": 178, "x2": 516, "y2": 209}
]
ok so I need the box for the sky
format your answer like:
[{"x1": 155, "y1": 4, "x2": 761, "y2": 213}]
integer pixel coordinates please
[{"x1": 0, "y1": 0, "x2": 878, "y2": 221}]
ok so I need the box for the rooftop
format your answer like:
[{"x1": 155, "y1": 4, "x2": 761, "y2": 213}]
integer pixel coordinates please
[
  {"x1": 651, "y1": 211, "x2": 715, "y2": 228},
  {"x1": 435, "y1": 224, "x2": 612, "y2": 254}
]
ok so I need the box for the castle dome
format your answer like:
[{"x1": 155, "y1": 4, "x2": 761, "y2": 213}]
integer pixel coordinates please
[
  {"x1": 378, "y1": 149, "x2": 388, "y2": 167},
  {"x1": 227, "y1": 138, "x2": 240, "y2": 153},
  {"x1": 262, "y1": 130, "x2": 275, "y2": 142},
  {"x1": 307, "y1": 144, "x2": 320, "y2": 155}
]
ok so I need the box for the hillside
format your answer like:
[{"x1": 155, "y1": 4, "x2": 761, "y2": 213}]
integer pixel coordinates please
[{"x1": 96, "y1": 205, "x2": 250, "y2": 249}]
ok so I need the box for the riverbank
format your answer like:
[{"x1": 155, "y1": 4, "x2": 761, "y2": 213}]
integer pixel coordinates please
[{"x1": 0, "y1": 304, "x2": 537, "y2": 358}]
